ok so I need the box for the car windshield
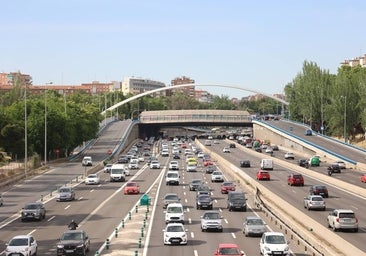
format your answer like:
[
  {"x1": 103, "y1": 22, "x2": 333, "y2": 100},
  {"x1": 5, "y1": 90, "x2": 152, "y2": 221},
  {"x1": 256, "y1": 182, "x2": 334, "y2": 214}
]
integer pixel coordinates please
[
  {"x1": 223, "y1": 182, "x2": 233, "y2": 186},
  {"x1": 61, "y1": 232, "x2": 83, "y2": 240},
  {"x1": 126, "y1": 182, "x2": 136, "y2": 187},
  {"x1": 192, "y1": 180, "x2": 201, "y2": 184},
  {"x1": 9, "y1": 238, "x2": 28, "y2": 246},
  {"x1": 166, "y1": 225, "x2": 184, "y2": 232},
  {"x1": 247, "y1": 219, "x2": 264, "y2": 225},
  {"x1": 219, "y1": 247, "x2": 240, "y2": 255},
  {"x1": 167, "y1": 206, "x2": 182, "y2": 213},
  {"x1": 88, "y1": 174, "x2": 97, "y2": 178},
  {"x1": 312, "y1": 197, "x2": 323, "y2": 201},
  {"x1": 165, "y1": 195, "x2": 178, "y2": 200},
  {"x1": 25, "y1": 204, "x2": 39, "y2": 209},
  {"x1": 204, "y1": 212, "x2": 220, "y2": 219},
  {"x1": 293, "y1": 175, "x2": 302, "y2": 179},
  {"x1": 59, "y1": 188, "x2": 71, "y2": 193},
  {"x1": 266, "y1": 235, "x2": 286, "y2": 244},
  {"x1": 199, "y1": 195, "x2": 211, "y2": 201}
]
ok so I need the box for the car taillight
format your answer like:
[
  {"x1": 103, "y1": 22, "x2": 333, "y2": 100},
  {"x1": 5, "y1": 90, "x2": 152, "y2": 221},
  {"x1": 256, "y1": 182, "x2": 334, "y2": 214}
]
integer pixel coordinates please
[{"x1": 336, "y1": 218, "x2": 339, "y2": 222}]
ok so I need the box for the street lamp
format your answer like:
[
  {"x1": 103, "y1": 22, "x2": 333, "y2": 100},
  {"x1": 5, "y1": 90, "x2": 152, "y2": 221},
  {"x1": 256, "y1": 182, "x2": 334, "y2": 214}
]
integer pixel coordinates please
[
  {"x1": 343, "y1": 95, "x2": 347, "y2": 143},
  {"x1": 24, "y1": 85, "x2": 27, "y2": 177},
  {"x1": 44, "y1": 82, "x2": 52, "y2": 165}
]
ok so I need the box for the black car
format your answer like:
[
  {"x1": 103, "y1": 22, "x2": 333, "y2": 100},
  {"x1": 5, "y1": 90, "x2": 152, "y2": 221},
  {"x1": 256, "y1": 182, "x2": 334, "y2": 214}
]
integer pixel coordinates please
[
  {"x1": 196, "y1": 194, "x2": 213, "y2": 210},
  {"x1": 189, "y1": 179, "x2": 203, "y2": 191},
  {"x1": 205, "y1": 165, "x2": 216, "y2": 174},
  {"x1": 254, "y1": 147, "x2": 262, "y2": 153},
  {"x1": 309, "y1": 185, "x2": 329, "y2": 198},
  {"x1": 298, "y1": 159, "x2": 309, "y2": 168},
  {"x1": 327, "y1": 163, "x2": 341, "y2": 173},
  {"x1": 229, "y1": 143, "x2": 236, "y2": 148},
  {"x1": 240, "y1": 160, "x2": 251, "y2": 168},
  {"x1": 173, "y1": 154, "x2": 180, "y2": 159},
  {"x1": 56, "y1": 230, "x2": 90, "y2": 256}
]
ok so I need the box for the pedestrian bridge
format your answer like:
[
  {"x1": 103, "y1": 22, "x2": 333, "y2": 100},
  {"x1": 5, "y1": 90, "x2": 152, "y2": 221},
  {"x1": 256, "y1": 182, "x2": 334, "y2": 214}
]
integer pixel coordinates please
[{"x1": 139, "y1": 109, "x2": 252, "y2": 125}]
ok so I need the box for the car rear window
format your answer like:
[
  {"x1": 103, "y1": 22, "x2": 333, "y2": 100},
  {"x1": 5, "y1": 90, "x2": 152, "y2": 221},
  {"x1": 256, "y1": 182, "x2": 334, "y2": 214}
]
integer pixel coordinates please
[
  {"x1": 339, "y1": 212, "x2": 355, "y2": 218},
  {"x1": 293, "y1": 175, "x2": 303, "y2": 179}
]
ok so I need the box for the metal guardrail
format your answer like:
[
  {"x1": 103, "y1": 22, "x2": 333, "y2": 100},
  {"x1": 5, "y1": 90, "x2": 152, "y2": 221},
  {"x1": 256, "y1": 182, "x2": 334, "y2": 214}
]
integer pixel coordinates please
[{"x1": 254, "y1": 120, "x2": 357, "y2": 165}]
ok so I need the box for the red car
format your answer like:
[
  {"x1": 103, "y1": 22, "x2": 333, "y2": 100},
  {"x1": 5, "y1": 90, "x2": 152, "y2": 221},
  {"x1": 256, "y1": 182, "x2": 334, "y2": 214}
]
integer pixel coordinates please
[
  {"x1": 214, "y1": 243, "x2": 244, "y2": 256},
  {"x1": 287, "y1": 173, "x2": 304, "y2": 186},
  {"x1": 203, "y1": 159, "x2": 213, "y2": 166},
  {"x1": 220, "y1": 181, "x2": 236, "y2": 194},
  {"x1": 124, "y1": 182, "x2": 140, "y2": 194},
  {"x1": 256, "y1": 171, "x2": 270, "y2": 181},
  {"x1": 361, "y1": 174, "x2": 366, "y2": 183}
]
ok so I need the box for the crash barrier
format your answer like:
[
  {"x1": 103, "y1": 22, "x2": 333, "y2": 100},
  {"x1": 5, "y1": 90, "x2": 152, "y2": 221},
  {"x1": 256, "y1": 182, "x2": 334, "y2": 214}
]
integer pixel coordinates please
[{"x1": 196, "y1": 139, "x2": 365, "y2": 256}]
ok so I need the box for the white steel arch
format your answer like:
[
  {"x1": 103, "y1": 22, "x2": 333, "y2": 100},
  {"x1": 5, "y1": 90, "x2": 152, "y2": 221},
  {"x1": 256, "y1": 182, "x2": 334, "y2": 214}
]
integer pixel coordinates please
[{"x1": 101, "y1": 83, "x2": 288, "y2": 115}]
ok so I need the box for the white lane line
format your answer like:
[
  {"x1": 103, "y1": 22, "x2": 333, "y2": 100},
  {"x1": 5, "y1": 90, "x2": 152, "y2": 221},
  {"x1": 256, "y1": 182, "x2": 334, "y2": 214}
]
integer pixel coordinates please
[
  {"x1": 78, "y1": 197, "x2": 83, "y2": 200},
  {"x1": 48, "y1": 216, "x2": 56, "y2": 222},
  {"x1": 224, "y1": 219, "x2": 228, "y2": 224},
  {"x1": 231, "y1": 232, "x2": 236, "y2": 239},
  {"x1": 64, "y1": 205, "x2": 71, "y2": 210},
  {"x1": 214, "y1": 199, "x2": 218, "y2": 203},
  {"x1": 351, "y1": 205, "x2": 359, "y2": 210},
  {"x1": 194, "y1": 250, "x2": 198, "y2": 256},
  {"x1": 185, "y1": 199, "x2": 188, "y2": 204},
  {"x1": 90, "y1": 189, "x2": 95, "y2": 192},
  {"x1": 28, "y1": 229, "x2": 36, "y2": 235},
  {"x1": 186, "y1": 208, "x2": 190, "y2": 213},
  {"x1": 189, "y1": 218, "x2": 192, "y2": 224},
  {"x1": 191, "y1": 232, "x2": 195, "y2": 238}
]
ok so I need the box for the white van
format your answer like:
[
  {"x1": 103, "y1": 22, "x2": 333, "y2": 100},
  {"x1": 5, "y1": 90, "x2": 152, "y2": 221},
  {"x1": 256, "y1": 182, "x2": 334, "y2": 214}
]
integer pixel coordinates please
[
  {"x1": 110, "y1": 164, "x2": 127, "y2": 182},
  {"x1": 82, "y1": 156, "x2": 92, "y2": 166},
  {"x1": 164, "y1": 203, "x2": 185, "y2": 223},
  {"x1": 260, "y1": 159, "x2": 273, "y2": 170},
  {"x1": 166, "y1": 171, "x2": 180, "y2": 185}
]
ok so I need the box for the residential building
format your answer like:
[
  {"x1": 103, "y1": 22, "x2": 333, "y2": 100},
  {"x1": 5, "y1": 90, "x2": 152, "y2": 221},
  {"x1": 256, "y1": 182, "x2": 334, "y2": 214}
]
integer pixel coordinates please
[
  {"x1": 170, "y1": 76, "x2": 195, "y2": 97},
  {"x1": 195, "y1": 89, "x2": 213, "y2": 103},
  {"x1": 340, "y1": 54, "x2": 366, "y2": 67},
  {"x1": 121, "y1": 76, "x2": 166, "y2": 96}
]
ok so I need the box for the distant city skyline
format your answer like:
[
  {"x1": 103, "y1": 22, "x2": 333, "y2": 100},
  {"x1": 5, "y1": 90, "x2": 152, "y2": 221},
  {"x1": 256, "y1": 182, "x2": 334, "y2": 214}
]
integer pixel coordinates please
[{"x1": 2, "y1": 1, "x2": 366, "y2": 98}]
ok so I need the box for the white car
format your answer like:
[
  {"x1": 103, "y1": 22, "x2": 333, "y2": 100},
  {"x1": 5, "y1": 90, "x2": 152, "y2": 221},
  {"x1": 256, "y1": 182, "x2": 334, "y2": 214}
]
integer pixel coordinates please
[
  {"x1": 284, "y1": 152, "x2": 295, "y2": 160},
  {"x1": 150, "y1": 160, "x2": 161, "y2": 169},
  {"x1": 163, "y1": 223, "x2": 188, "y2": 245},
  {"x1": 197, "y1": 152, "x2": 205, "y2": 158},
  {"x1": 213, "y1": 140, "x2": 220, "y2": 144},
  {"x1": 260, "y1": 232, "x2": 289, "y2": 256},
  {"x1": 5, "y1": 235, "x2": 38, "y2": 256},
  {"x1": 128, "y1": 159, "x2": 139, "y2": 169},
  {"x1": 223, "y1": 147, "x2": 230, "y2": 153},
  {"x1": 169, "y1": 161, "x2": 179, "y2": 170},
  {"x1": 327, "y1": 209, "x2": 358, "y2": 232},
  {"x1": 265, "y1": 147, "x2": 273, "y2": 153},
  {"x1": 211, "y1": 171, "x2": 224, "y2": 182},
  {"x1": 85, "y1": 174, "x2": 100, "y2": 185},
  {"x1": 103, "y1": 164, "x2": 112, "y2": 173}
]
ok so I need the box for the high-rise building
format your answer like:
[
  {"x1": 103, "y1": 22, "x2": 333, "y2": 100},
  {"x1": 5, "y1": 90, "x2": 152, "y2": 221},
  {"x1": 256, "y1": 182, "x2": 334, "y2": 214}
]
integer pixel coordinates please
[{"x1": 170, "y1": 76, "x2": 195, "y2": 97}]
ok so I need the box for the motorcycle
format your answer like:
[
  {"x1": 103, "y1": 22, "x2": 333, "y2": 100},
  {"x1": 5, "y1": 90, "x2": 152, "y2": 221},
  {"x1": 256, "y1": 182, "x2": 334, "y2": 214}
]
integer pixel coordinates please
[
  {"x1": 327, "y1": 170, "x2": 333, "y2": 176},
  {"x1": 68, "y1": 222, "x2": 78, "y2": 230}
]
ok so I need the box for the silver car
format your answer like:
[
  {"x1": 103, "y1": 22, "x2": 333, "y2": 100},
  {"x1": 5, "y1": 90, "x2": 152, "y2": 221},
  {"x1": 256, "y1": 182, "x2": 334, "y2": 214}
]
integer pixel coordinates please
[
  {"x1": 56, "y1": 186, "x2": 76, "y2": 201},
  {"x1": 162, "y1": 193, "x2": 180, "y2": 208},
  {"x1": 304, "y1": 195, "x2": 326, "y2": 211},
  {"x1": 243, "y1": 216, "x2": 266, "y2": 237}
]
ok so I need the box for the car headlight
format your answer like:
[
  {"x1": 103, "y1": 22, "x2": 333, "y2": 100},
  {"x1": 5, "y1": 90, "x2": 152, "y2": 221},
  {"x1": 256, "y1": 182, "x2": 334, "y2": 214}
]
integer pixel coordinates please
[
  {"x1": 57, "y1": 244, "x2": 64, "y2": 249},
  {"x1": 264, "y1": 246, "x2": 271, "y2": 251},
  {"x1": 76, "y1": 244, "x2": 84, "y2": 248}
]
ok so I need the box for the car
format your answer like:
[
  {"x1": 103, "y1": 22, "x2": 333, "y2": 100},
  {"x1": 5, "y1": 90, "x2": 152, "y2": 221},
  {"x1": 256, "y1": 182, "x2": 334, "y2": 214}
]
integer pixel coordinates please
[
  {"x1": 196, "y1": 194, "x2": 213, "y2": 210},
  {"x1": 164, "y1": 203, "x2": 185, "y2": 224},
  {"x1": 335, "y1": 161, "x2": 346, "y2": 169},
  {"x1": 186, "y1": 163, "x2": 197, "y2": 172},
  {"x1": 56, "y1": 186, "x2": 75, "y2": 201},
  {"x1": 124, "y1": 182, "x2": 140, "y2": 194},
  {"x1": 284, "y1": 152, "x2": 295, "y2": 160},
  {"x1": 305, "y1": 129, "x2": 312, "y2": 136},
  {"x1": 5, "y1": 235, "x2": 38, "y2": 256},
  {"x1": 327, "y1": 209, "x2": 358, "y2": 232},
  {"x1": 229, "y1": 143, "x2": 236, "y2": 148},
  {"x1": 162, "y1": 193, "x2": 181, "y2": 208},
  {"x1": 227, "y1": 191, "x2": 247, "y2": 212},
  {"x1": 304, "y1": 195, "x2": 326, "y2": 211},
  {"x1": 287, "y1": 173, "x2": 304, "y2": 186},
  {"x1": 206, "y1": 165, "x2": 217, "y2": 174},
  {"x1": 128, "y1": 158, "x2": 139, "y2": 169},
  {"x1": 203, "y1": 159, "x2": 214, "y2": 166},
  {"x1": 220, "y1": 181, "x2": 236, "y2": 194},
  {"x1": 56, "y1": 230, "x2": 90, "y2": 256},
  {"x1": 259, "y1": 232, "x2": 289, "y2": 256},
  {"x1": 265, "y1": 147, "x2": 273, "y2": 154},
  {"x1": 298, "y1": 159, "x2": 309, "y2": 168},
  {"x1": 103, "y1": 163, "x2": 113, "y2": 173},
  {"x1": 196, "y1": 184, "x2": 211, "y2": 194},
  {"x1": 309, "y1": 185, "x2": 329, "y2": 198},
  {"x1": 173, "y1": 154, "x2": 180, "y2": 159},
  {"x1": 163, "y1": 223, "x2": 188, "y2": 245},
  {"x1": 85, "y1": 174, "x2": 100, "y2": 185},
  {"x1": 81, "y1": 156, "x2": 92, "y2": 166},
  {"x1": 272, "y1": 145, "x2": 279, "y2": 151},
  {"x1": 214, "y1": 243, "x2": 244, "y2": 256},
  {"x1": 197, "y1": 152, "x2": 205, "y2": 158},
  {"x1": 239, "y1": 160, "x2": 251, "y2": 168},
  {"x1": 254, "y1": 147, "x2": 262, "y2": 153},
  {"x1": 256, "y1": 171, "x2": 270, "y2": 181},
  {"x1": 327, "y1": 163, "x2": 341, "y2": 173},
  {"x1": 213, "y1": 140, "x2": 220, "y2": 144},
  {"x1": 150, "y1": 160, "x2": 160, "y2": 169},
  {"x1": 21, "y1": 202, "x2": 46, "y2": 221},
  {"x1": 118, "y1": 155, "x2": 129, "y2": 163},
  {"x1": 211, "y1": 171, "x2": 224, "y2": 182},
  {"x1": 223, "y1": 147, "x2": 230, "y2": 153},
  {"x1": 243, "y1": 216, "x2": 266, "y2": 237},
  {"x1": 189, "y1": 179, "x2": 203, "y2": 191},
  {"x1": 200, "y1": 210, "x2": 223, "y2": 232},
  {"x1": 361, "y1": 173, "x2": 366, "y2": 183},
  {"x1": 166, "y1": 171, "x2": 180, "y2": 185},
  {"x1": 169, "y1": 161, "x2": 179, "y2": 170}
]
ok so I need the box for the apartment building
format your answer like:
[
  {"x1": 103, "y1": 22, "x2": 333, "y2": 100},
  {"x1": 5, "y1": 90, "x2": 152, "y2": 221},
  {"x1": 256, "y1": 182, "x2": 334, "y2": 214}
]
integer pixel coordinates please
[
  {"x1": 340, "y1": 54, "x2": 366, "y2": 67},
  {"x1": 170, "y1": 76, "x2": 195, "y2": 97},
  {"x1": 121, "y1": 76, "x2": 166, "y2": 96}
]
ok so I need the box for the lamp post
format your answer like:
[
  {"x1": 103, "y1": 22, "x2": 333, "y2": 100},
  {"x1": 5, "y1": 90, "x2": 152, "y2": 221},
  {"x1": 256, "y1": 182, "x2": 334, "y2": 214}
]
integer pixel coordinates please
[
  {"x1": 343, "y1": 95, "x2": 347, "y2": 143},
  {"x1": 44, "y1": 82, "x2": 52, "y2": 165},
  {"x1": 24, "y1": 85, "x2": 27, "y2": 177}
]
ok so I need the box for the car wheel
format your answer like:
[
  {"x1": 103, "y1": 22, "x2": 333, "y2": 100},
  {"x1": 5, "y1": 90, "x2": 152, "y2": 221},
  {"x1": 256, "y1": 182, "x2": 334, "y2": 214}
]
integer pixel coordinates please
[
  {"x1": 332, "y1": 224, "x2": 338, "y2": 232},
  {"x1": 354, "y1": 228, "x2": 358, "y2": 232}
]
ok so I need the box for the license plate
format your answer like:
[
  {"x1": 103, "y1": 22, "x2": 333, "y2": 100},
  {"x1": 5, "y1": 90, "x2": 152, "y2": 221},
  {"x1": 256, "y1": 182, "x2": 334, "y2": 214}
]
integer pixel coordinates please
[
  {"x1": 172, "y1": 239, "x2": 180, "y2": 243},
  {"x1": 12, "y1": 254, "x2": 20, "y2": 256},
  {"x1": 66, "y1": 250, "x2": 74, "y2": 253}
]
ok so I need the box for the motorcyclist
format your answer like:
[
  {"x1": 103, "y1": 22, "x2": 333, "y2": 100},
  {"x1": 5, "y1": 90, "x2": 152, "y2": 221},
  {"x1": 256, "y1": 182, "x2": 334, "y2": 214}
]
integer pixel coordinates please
[{"x1": 68, "y1": 219, "x2": 78, "y2": 230}]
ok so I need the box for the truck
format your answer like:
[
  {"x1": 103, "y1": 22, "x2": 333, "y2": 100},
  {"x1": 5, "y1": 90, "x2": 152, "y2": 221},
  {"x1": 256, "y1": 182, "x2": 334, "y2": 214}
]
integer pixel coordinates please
[
  {"x1": 260, "y1": 159, "x2": 273, "y2": 170},
  {"x1": 110, "y1": 164, "x2": 127, "y2": 182}
]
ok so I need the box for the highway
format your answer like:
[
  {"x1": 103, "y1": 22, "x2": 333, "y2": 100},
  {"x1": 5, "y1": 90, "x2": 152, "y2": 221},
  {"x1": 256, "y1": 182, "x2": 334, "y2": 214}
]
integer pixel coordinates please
[{"x1": 0, "y1": 119, "x2": 365, "y2": 256}]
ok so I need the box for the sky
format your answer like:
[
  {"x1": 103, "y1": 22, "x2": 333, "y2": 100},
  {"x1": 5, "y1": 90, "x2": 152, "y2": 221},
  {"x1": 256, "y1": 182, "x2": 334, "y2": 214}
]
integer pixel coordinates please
[{"x1": 2, "y1": 0, "x2": 366, "y2": 98}]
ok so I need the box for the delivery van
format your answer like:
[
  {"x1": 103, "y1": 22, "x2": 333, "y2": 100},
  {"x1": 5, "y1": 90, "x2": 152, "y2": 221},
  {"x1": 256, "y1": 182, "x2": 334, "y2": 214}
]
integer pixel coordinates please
[
  {"x1": 110, "y1": 164, "x2": 127, "y2": 182},
  {"x1": 260, "y1": 159, "x2": 273, "y2": 170}
]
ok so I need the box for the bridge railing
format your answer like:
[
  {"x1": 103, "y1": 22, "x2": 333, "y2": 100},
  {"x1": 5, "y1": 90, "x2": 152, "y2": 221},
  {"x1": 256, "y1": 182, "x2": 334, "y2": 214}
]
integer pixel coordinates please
[{"x1": 140, "y1": 113, "x2": 252, "y2": 123}]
